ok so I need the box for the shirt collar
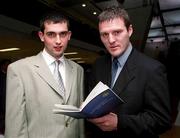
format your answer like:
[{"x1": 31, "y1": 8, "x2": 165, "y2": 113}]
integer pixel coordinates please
[
  {"x1": 113, "y1": 43, "x2": 132, "y2": 67},
  {"x1": 42, "y1": 48, "x2": 65, "y2": 66}
]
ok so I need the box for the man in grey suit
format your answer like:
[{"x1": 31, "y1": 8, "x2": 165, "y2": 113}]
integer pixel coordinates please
[
  {"x1": 5, "y1": 11, "x2": 84, "y2": 138},
  {"x1": 87, "y1": 6, "x2": 171, "y2": 138}
]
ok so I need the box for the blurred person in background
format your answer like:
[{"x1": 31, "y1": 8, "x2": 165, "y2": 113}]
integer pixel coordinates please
[{"x1": 0, "y1": 59, "x2": 11, "y2": 137}]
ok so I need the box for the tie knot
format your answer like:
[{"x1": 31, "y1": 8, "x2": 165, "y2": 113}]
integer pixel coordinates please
[
  {"x1": 54, "y1": 60, "x2": 61, "y2": 68},
  {"x1": 56, "y1": 60, "x2": 60, "y2": 64},
  {"x1": 113, "y1": 58, "x2": 119, "y2": 67}
]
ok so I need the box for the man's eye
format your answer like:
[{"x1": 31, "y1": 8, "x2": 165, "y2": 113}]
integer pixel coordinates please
[
  {"x1": 59, "y1": 31, "x2": 68, "y2": 38},
  {"x1": 101, "y1": 33, "x2": 108, "y2": 38},
  {"x1": 47, "y1": 32, "x2": 56, "y2": 37},
  {"x1": 113, "y1": 31, "x2": 121, "y2": 36}
]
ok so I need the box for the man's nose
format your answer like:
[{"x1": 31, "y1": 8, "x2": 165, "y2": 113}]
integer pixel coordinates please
[
  {"x1": 108, "y1": 34, "x2": 116, "y2": 43},
  {"x1": 55, "y1": 35, "x2": 62, "y2": 44}
]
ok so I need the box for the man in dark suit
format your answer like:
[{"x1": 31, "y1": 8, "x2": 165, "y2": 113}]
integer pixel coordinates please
[
  {"x1": 87, "y1": 6, "x2": 171, "y2": 138},
  {"x1": 0, "y1": 59, "x2": 11, "y2": 135}
]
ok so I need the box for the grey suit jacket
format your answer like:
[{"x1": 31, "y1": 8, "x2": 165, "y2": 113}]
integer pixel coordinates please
[{"x1": 5, "y1": 52, "x2": 85, "y2": 138}]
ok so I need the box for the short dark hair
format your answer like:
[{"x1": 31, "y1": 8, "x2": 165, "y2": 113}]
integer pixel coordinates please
[
  {"x1": 40, "y1": 11, "x2": 70, "y2": 32},
  {"x1": 98, "y1": 6, "x2": 131, "y2": 29}
]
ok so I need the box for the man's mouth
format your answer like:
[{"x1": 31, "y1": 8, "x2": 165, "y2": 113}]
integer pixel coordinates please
[{"x1": 54, "y1": 46, "x2": 62, "y2": 51}]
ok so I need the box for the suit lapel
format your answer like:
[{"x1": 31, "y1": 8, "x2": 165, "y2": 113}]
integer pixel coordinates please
[
  {"x1": 64, "y1": 58, "x2": 82, "y2": 123},
  {"x1": 33, "y1": 53, "x2": 64, "y2": 97},
  {"x1": 64, "y1": 58, "x2": 73, "y2": 103},
  {"x1": 100, "y1": 55, "x2": 112, "y2": 87},
  {"x1": 105, "y1": 56, "x2": 112, "y2": 87},
  {"x1": 112, "y1": 49, "x2": 136, "y2": 95}
]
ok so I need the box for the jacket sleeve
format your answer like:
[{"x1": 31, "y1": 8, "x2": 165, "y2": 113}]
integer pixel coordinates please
[
  {"x1": 5, "y1": 64, "x2": 28, "y2": 138},
  {"x1": 79, "y1": 67, "x2": 85, "y2": 138}
]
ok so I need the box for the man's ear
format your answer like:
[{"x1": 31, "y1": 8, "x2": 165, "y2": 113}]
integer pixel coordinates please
[
  {"x1": 68, "y1": 31, "x2": 72, "y2": 40},
  {"x1": 128, "y1": 25, "x2": 133, "y2": 37},
  {"x1": 38, "y1": 31, "x2": 44, "y2": 42}
]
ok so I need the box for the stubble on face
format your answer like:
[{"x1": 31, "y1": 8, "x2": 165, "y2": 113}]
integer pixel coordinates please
[{"x1": 99, "y1": 18, "x2": 133, "y2": 57}]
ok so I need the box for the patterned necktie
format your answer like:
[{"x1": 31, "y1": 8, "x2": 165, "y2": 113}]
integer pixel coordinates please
[
  {"x1": 111, "y1": 58, "x2": 119, "y2": 88},
  {"x1": 54, "y1": 60, "x2": 65, "y2": 97}
]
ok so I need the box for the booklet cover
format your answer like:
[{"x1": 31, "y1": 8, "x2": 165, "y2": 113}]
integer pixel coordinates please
[{"x1": 53, "y1": 81, "x2": 124, "y2": 119}]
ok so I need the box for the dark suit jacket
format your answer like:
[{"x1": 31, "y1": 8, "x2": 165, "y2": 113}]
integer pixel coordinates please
[
  {"x1": 0, "y1": 71, "x2": 6, "y2": 133},
  {"x1": 87, "y1": 48, "x2": 171, "y2": 138}
]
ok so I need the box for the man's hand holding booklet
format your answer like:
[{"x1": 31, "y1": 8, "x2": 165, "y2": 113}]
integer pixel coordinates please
[{"x1": 53, "y1": 81, "x2": 124, "y2": 119}]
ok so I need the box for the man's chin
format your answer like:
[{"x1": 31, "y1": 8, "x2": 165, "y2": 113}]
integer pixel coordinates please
[{"x1": 110, "y1": 51, "x2": 121, "y2": 57}]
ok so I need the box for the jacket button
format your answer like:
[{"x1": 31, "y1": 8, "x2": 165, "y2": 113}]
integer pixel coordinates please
[{"x1": 65, "y1": 121, "x2": 69, "y2": 127}]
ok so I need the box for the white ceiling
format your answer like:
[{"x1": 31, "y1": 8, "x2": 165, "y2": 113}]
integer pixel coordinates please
[
  {"x1": 148, "y1": 0, "x2": 180, "y2": 42},
  {"x1": 160, "y1": 0, "x2": 180, "y2": 9}
]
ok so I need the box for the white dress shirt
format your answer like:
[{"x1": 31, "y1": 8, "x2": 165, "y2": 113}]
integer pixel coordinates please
[{"x1": 42, "y1": 49, "x2": 66, "y2": 88}]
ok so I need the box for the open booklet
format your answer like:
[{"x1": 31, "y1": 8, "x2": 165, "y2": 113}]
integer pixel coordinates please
[{"x1": 53, "y1": 81, "x2": 124, "y2": 119}]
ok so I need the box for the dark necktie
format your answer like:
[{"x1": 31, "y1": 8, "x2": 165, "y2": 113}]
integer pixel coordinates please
[
  {"x1": 111, "y1": 58, "x2": 119, "y2": 88},
  {"x1": 54, "y1": 60, "x2": 65, "y2": 97}
]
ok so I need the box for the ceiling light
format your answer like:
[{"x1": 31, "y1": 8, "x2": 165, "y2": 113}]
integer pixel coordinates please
[
  {"x1": 93, "y1": 12, "x2": 97, "y2": 15},
  {"x1": 69, "y1": 57, "x2": 82, "y2": 60},
  {"x1": 82, "y1": 4, "x2": 86, "y2": 7},
  {"x1": 64, "y1": 52, "x2": 78, "y2": 55},
  {"x1": 77, "y1": 61, "x2": 85, "y2": 64},
  {"x1": 0, "y1": 48, "x2": 20, "y2": 52}
]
